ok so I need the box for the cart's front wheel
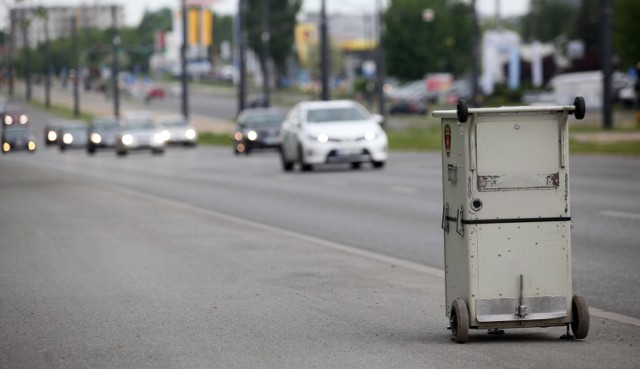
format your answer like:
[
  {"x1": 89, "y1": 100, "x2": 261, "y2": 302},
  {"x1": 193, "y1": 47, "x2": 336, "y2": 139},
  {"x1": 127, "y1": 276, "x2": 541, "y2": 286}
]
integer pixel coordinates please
[
  {"x1": 571, "y1": 294, "x2": 590, "y2": 339},
  {"x1": 450, "y1": 299, "x2": 469, "y2": 344},
  {"x1": 456, "y1": 100, "x2": 469, "y2": 123},
  {"x1": 574, "y1": 96, "x2": 586, "y2": 120}
]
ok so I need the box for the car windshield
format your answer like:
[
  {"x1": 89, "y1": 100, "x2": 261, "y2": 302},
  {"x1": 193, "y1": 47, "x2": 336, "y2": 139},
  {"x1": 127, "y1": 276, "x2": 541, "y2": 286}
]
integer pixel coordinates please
[
  {"x1": 160, "y1": 120, "x2": 187, "y2": 127},
  {"x1": 64, "y1": 127, "x2": 87, "y2": 134},
  {"x1": 306, "y1": 107, "x2": 368, "y2": 123},
  {"x1": 3, "y1": 126, "x2": 30, "y2": 139},
  {"x1": 243, "y1": 114, "x2": 286, "y2": 127},
  {"x1": 123, "y1": 119, "x2": 154, "y2": 130},
  {"x1": 93, "y1": 118, "x2": 117, "y2": 127}
]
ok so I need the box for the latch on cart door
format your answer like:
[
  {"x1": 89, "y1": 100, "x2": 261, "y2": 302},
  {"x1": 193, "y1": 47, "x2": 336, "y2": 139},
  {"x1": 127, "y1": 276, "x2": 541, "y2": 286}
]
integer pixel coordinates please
[
  {"x1": 441, "y1": 203, "x2": 450, "y2": 233},
  {"x1": 456, "y1": 206, "x2": 464, "y2": 236}
]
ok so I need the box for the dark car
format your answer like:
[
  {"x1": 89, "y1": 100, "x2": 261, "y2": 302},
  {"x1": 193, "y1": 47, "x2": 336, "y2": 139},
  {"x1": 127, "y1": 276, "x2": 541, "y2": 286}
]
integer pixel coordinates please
[
  {"x1": 2, "y1": 105, "x2": 30, "y2": 126},
  {"x1": 233, "y1": 108, "x2": 287, "y2": 154},
  {"x1": 388, "y1": 99, "x2": 428, "y2": 115},
  {"x1": 44, "y1": 118, "x2": 70, "y2": 146},
  {"x1": 58, "y1": 121, "x2": 89, "y2": 151},
  {"x1": 87, "y1": 116, "x2": 119, "y2": 154},
  {"x1": 2, "y1": 125, "x2": 37, "y2": 154}
]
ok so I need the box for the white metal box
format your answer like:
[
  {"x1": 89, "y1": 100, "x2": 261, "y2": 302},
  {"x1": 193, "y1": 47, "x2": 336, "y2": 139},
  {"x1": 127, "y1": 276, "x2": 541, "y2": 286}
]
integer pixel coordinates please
[{"x1": 433, "y1": 99, "x2": 589, "y2": 343}]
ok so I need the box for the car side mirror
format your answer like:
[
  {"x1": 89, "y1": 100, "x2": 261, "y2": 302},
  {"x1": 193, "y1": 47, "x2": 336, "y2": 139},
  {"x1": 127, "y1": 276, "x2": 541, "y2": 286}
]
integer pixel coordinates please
[{"x1": 372, "y1": 114, "x2": 384, "y2": 125}]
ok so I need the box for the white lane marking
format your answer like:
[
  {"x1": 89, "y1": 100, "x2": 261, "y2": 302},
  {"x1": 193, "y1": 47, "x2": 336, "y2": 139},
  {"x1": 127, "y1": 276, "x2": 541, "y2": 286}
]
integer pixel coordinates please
[
  {"x1": 388, "y1": 186, "x2": 418, "y2": 194},
  {"x1": 590, "y1": 307, "x2": 640, "y2": 327},
  {"x1": 599, "y1": 210, "x2": 640, "y2": 221},
  {"x1": 95, "y1": 180, "x2": 640, "y2": 328},
  {"x1": 324, "y1": 179, "x2": 347, "y2": 187}
]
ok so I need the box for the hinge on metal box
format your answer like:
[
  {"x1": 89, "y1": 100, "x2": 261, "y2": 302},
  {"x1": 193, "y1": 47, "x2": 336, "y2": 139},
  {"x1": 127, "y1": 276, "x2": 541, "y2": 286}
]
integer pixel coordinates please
[
  {"x1": 456, "y1": 206, "x2": 464, "y2": 236},
  {"x1": 441, "y1": 203, "x2": 449, "y2": 233},
  {"x1": 447, "y1": 164, "x2": 457, "y2": 183},
  {"x1": 515, "y1": 274, "x2": 528, "y2": 319}
]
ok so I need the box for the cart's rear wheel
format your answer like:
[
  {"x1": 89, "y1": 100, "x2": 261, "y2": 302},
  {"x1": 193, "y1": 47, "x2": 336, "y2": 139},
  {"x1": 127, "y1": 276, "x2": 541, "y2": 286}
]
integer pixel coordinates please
[
  {"x1": 456, "y1": 100, "x2": 469, "y2": 123},
  {"x1": 450, "y1": 299, "x2": 469, "y2": 343},
  {"x1": 574, "y1": 96, "x2": 586, "y2": 120},
  {"x1": 571, "y1": 294, "x2": 590, "y2": 339}
]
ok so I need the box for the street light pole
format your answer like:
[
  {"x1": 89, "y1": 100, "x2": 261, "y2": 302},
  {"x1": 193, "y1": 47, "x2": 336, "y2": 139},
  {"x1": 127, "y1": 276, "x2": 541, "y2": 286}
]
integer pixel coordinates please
[
  {"x1": 601, "y1": 0, "x2": 613, "y2": 130},
  {"x1": 71, "y1": 16, "x2": 80, "y2": 117},
  {"x1": 181, "y1": 0, "x2": 189, "y2": 119},
  {"x1": 261, "y1": 0, "x2": 271, "y2": 107},
  {"x1": 470, "y1": 0, "x2": 480, "y2": 107},
  {"x1": 111, "y1": 5, "x2": 120, "y2": 118},
  {"x1": 320, "y1": 0, "x2": 330, "y2": 101},
  {"x1": 237, "y1": 0, "x2": 246, "y2": 114},
  {"x1": 375, "y1": 0, "x2": 385, "y2": 118},
  {"x1": 21, "y1": 9, "x2": 31, "y2": 101}
]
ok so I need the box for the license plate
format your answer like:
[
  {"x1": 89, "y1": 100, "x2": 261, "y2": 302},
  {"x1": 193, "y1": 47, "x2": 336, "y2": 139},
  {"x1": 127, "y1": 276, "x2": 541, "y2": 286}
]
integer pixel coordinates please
[{"x1": 337, "y1": 148, "x2": 360, "y2": 156}]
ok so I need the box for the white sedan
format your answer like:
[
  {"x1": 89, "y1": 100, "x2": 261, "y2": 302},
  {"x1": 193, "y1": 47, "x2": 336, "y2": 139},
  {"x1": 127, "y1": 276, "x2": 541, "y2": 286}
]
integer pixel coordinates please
[
  {"x1": 115, "y1": 117, "x2": 166, "y2": 156},
  {"x1": 279, "y1": 100, "x2": 388, "y2": 171}
]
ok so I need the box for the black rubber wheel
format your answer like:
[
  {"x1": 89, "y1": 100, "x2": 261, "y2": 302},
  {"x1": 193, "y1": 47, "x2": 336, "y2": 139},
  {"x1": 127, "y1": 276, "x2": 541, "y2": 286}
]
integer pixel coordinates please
[
  {"x1": 280, "y1": 147, "x2": 294, "y2": 172},
  {"x1": 116, "y1": 149, "x2": 127, "y2": 156},
  {"x1": 351, "y1": 162, "x2": 362, "y2": 170},
  {"x1": 450, "y1": 299, "x2": 469, "y2": 343},
  {"x1": 456, "y1": 99, "x2": 469, "y2": 123},
  {"x1": 372, "y1": 161, "x2": 385, "y2": 169},
  {"x1": 573, "y1": 96, "x2": 586, "y2": 120},
  {"x1": 571, "y1": 294, "x2": 590, "y2": 339},
  {"x1": 298, "y1": 144, "x2": 313, "y2": 172}
]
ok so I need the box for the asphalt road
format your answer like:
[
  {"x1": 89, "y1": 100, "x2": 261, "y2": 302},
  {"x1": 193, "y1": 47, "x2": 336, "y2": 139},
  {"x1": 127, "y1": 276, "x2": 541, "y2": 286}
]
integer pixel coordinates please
[{"x1": 1, "y1": 99, "x2": 639, "y2": 368}]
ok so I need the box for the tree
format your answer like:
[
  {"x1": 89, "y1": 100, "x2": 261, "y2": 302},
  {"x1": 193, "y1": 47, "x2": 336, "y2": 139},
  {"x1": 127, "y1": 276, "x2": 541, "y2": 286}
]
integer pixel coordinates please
[
  {"x1": 613, "y1": 0, "x2": 640, "y2": 68},
  {"x1": 521, "y1": 0, "x2": 576, "y2": 43},
  {"x1": 243, "y1": 0, "x2": 302, "y2": 86},
  {"x1": 383, "y1": 0, "x2": 472, "y2": 81}
]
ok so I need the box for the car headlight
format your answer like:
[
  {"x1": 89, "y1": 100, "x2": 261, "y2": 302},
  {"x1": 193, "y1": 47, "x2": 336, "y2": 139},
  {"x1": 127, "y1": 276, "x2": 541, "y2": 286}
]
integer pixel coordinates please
[
  {"x1": 2, "y1": 142, "x2": 9, "y2": 152},
  {"x1": 185, "y1": 128, "x2": 196, "y2": 140},
  {"x1": 247, "y1": 130, "x2": 258, "y2": 141},
  {"x1": 234, "y1": 131, "x2": 243, "y2": 141},
  {"x1": 19, "y1": 114, "x2": 28, "y2": 124},
  {"x1": 63, "y1": 133, "x2": 73, "y2": 144},
  {"x1": 154, "y1": 132, "x2": 165, "y2": 144},
  {"x1": 48, "y1": 131, "x2": 57, "y2": 141},
  {"x1": 317, "y1": 133, "x2": 329, "y2": 143},
  {"x1": 91, "y1": 133, "x2": 102, "y2": 144},
  {"x1": 4, "y1": 116, "x2": 12, "y2": 125},
  {"x1": 160, "y1": 130, "x2": 171, "y2": 141},
  {"x1": 28, "y1": 141, "x2": 36, "y2": 151},
  {"x1": 122, "y1": 134, "x2": 133, "y2": 145},
  {"x1": 364, "y1": 131, "x2": 377, "y2": 141}
]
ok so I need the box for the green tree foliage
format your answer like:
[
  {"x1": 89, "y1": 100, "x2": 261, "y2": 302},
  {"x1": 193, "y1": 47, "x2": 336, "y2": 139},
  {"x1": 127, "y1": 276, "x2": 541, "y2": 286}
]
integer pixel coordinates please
[
  {"x1": 570, "y1": 0, "x2": 600, "y2": 55},
  {"x1": 243, "y1": 0, "x2": 302, "y2": 84},
  {"x1": 520, "y1": 0, "x2": 575, "y2": 42},
  {"x1": 613, "y1": 0, "x2": 640, "y2": 68},
  {"x1": 383, "y1": 0, "x2": 472, "y2": 81},
  {"x1": 213, "y1": 14, "x2": 233, "y2": 59}
]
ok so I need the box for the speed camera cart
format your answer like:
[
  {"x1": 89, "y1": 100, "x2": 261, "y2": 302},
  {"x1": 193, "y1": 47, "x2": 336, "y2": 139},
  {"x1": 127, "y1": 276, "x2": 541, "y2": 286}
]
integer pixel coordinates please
[{"x1": 432, "y1": 98, "x2": 589, "y2": 343}]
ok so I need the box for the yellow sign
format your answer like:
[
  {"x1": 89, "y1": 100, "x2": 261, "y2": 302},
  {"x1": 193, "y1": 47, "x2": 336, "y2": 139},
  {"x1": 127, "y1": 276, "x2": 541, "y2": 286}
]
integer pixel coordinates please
[{"x1": 294, "y1": 23, "x2": 318, "y2": 67}]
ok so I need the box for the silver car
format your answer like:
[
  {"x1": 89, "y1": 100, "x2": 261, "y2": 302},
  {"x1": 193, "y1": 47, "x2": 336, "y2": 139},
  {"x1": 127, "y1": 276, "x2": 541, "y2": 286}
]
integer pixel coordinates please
[
  {"x1": 115, "y1": 116, "x2": 166, "y2": 156},
  {"x1": 157, "y1": 115, "x2": 198, "y2": 147}
]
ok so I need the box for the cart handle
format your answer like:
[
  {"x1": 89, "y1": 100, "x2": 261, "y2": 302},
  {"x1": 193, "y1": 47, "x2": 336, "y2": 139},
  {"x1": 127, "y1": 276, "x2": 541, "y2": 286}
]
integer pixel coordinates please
[{"x1": 432, "y1": 97, "x2": 586, "y2": 122}]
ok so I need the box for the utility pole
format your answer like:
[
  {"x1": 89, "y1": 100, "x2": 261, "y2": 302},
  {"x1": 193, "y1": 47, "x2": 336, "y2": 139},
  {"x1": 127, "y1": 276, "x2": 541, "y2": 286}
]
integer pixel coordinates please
[
  {"x1": 111, "y1": 5, "x2": 120, "y2": 118},
  {"x1": 320, "y1": 0, "x2": 330, "y2": 101},
  {"x1": 601, "y1": 0, "x2": 613, "y2": 130},
  {"x1": 8, "y1": 9, "x2": 15, "y2": 96},
  {"x1": 375, "y1": 0, "x2": 385, "y2": 118},
  {"x1": 180, "y1": 0, "x2": 190, "y2": 118},
  {"x1": 470, "y1": 0, "x2": 480, "y2": 107},
  {"x1": 237, "y1": 0, "x2": 246, "y2": 114},
  {"x1": 21, "y1": 9, "x2": 31, "y2": 101},
  {"x1": 45, "y1": 15, "x2": 51, "y2": 108},
  {"x1": 71, "y1": 16, "x2": 80, "y2": 117},
  {"x1": 260, "y1": 0, "x2": 270, "y2": 107},
  {"x1": 181, "y1": 0, "x2": 189, "y2": 119}
]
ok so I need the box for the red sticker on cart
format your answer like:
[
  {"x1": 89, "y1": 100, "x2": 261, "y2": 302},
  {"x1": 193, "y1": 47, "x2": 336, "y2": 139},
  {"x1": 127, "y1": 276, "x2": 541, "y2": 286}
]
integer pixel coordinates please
[{"x1": 444, "y1": 124, "x2": 451, "y2": 157}]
